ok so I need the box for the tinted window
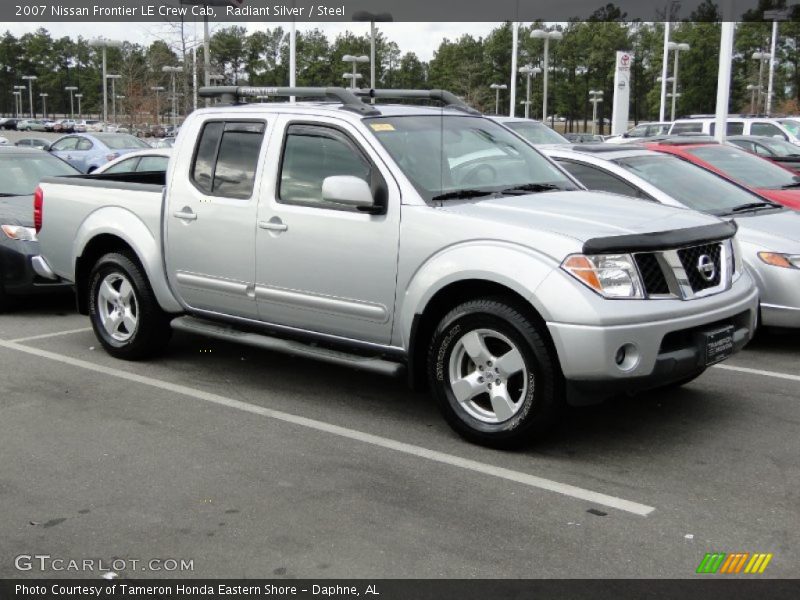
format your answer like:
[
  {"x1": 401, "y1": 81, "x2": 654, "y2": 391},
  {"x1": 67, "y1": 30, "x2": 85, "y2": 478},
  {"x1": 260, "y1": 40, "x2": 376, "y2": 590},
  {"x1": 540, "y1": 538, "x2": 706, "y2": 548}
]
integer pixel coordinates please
[
  {"x1": 751, "y1": 122, "x2": 785, "y2": 139},
  {"x1": 614, "y1": 154, "x2": 771, "y2": 214},
  {"x1": 137, "y1": 155, "x2": 169, "y2": 172},
  {"x1": 279, "y1": 125, "x2": 372, "y2": 208},
  {"x1": 671, "y1": 122, "x2": 703, "y2": 134},
  {"x1": 708, "y1": 122, "x2": 744, "y2": 135},
  {"x1": 558, "y1": 161, "x2": 641, "y2": 197},
  {"x1": 687, "y1": 145, "x2": 800, "y2": 189},
  {"x1": 102, "y1": 157, "x2": 139, "y2": 174},
  {"x1": 191, "y1": 121, "x2": 264, "y2": 199}
]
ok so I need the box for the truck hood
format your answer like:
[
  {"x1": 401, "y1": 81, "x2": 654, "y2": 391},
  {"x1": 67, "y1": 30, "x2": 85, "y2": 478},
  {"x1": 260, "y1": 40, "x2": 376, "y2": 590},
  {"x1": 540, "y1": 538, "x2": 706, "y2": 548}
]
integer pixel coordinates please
[
  {"x1": 438, "y1": 190, "x2": 722, "y2": 245},
  {"x1": 736, "y1": 209, "x2": 800, "y2": 253},
  {"x1": 0, "y1": 195, "x2": 34, "y2": 227}
]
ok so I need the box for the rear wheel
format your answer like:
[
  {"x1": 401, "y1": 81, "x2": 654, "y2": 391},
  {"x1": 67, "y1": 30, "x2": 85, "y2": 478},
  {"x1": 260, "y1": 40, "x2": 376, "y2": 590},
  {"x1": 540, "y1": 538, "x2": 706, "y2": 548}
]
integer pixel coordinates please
[
  {"x1": 427, "y1": 298, "x2": 563, "y2": 448},
  {"x1": 88, "y1": 252, "x2": 171, "y2": 360}
]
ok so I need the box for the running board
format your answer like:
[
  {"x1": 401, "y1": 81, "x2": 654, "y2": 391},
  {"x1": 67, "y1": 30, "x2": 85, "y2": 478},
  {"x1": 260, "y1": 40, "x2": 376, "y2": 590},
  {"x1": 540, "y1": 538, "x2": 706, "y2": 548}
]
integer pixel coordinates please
[{"x1": 170, "y1": 316, "x2": 405, "y2": 377}]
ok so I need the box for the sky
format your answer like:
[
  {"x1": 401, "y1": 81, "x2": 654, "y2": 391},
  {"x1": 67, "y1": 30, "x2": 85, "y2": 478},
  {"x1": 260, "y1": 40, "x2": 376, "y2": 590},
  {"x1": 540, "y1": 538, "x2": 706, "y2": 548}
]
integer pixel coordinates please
[{"x1": 2, "y1": 22, "x2": 500, "y2": 62}]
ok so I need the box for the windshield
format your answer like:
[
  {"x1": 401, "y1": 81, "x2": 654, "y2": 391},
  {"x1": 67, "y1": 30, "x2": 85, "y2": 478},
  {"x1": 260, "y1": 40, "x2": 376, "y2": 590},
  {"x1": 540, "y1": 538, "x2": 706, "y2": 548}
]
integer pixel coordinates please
[
  {"x1": 366, "y1": 115, "x2": 577, "y2": 201},
  {"x1": 778, "y1": 119, "x2": 800, "y2": 137},
  {"x1": 0, "y1": 154, "x2": 78, "y2": 196},
  {"x1": 614, "y1": 154, "x2": 768, "y2": 215},
  {"x1": 687, "y1": 145, "x2": 800, "y2": 189},
  {"x1": 504, "y1": 121, "x2": 569, "y2": 145},
  {"x1": 755, "y1": 137, "x2": 800, "y2": 157},
  {"x1": 95, "y1": 134, "x2": 150, "y2": 150}
]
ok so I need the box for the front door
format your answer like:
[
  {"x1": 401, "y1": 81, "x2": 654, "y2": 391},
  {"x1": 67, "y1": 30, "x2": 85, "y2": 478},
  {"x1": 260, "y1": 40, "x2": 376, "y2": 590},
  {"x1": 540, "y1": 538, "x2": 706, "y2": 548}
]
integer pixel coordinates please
[
  {"x1": 254, "y1": 116, "x2": 401, "y2": 345},
  {"x1": 165, "y1": 118, "x2": 268, "y2": 319}
]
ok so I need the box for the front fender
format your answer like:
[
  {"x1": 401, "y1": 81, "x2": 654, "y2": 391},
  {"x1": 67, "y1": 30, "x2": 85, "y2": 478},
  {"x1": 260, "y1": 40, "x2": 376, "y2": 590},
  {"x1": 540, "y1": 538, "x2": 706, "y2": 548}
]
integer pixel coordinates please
[
  {"x1": 73, "y1": 206, "x2": 182, "y2": 313},
  {"x1": 396, "y1": 241, "x2": 559, "y2": 349}
]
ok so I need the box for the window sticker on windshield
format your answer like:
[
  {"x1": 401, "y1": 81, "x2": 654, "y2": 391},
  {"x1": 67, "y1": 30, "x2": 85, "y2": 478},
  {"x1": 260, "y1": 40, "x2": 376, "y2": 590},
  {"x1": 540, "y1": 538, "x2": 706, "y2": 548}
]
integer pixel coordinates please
[{"x1": 369, "y1": 123, "x2": 395, "y2": 132}]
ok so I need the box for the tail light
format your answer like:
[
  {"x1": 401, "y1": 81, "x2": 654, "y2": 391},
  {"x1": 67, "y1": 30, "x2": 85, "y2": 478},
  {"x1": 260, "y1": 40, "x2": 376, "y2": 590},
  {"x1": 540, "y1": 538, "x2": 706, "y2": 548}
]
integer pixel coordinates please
[{"x1": 34, "y1": 186, "x2": 43, "y2": 233}]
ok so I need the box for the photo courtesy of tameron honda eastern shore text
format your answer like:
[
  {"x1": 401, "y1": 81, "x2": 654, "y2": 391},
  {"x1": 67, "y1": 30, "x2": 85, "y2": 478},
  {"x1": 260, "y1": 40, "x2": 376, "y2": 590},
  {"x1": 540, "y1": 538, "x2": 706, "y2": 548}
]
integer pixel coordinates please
[{"x1": 32, "y1": 87, "x2": 758, "y2": 447}]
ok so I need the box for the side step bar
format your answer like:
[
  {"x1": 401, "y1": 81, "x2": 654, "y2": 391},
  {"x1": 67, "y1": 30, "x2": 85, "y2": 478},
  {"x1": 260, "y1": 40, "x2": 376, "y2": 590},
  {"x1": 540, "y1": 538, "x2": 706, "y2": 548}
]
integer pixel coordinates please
[{"x1": 171, "y1": 316, "x2": 405, "y2": 378}]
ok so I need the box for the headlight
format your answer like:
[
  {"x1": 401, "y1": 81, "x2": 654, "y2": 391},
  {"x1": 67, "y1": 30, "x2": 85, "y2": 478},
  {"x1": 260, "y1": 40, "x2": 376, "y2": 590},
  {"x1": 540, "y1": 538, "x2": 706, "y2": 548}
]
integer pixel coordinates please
[
  {"x1": 1, "y1": 224, "x2": 37, "y2": 241},
  {"x1": 758, "y1": 252, "x2": 800, "y2": 269},
  {"x1": 562, "y1": 253, "x2": 644, "y2": 299}
]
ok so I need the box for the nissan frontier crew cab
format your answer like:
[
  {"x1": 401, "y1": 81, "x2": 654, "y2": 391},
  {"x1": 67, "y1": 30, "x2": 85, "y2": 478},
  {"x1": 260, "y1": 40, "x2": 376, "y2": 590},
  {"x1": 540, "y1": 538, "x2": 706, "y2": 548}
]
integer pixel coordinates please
[{"x1": 33, "y1": 87, "x2": 758, "y2": 447}]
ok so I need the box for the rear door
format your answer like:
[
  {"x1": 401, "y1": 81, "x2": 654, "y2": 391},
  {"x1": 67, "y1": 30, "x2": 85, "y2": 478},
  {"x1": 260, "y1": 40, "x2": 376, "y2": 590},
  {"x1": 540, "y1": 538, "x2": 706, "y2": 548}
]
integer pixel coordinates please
[
  {"x1": 253, "y1": 115, "x2": 401, "y2": 345},
  {"x1": 165, "y1": 118, "x2": 268, "y2": 319}
]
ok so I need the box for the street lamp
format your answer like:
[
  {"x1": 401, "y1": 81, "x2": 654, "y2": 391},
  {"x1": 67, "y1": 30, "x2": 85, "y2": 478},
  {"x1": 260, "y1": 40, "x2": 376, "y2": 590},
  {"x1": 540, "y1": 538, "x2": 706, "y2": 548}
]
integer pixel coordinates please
[
  {"x1": 489, "y1": 83, "x2": 507, "y2": 115},
  {"x1": 746, "y1": 84, "x2": 761, "y2": 114},
  {"x1": 89, "y1": 37, "x2": 123, "y2": 124},
  {"x1": 667, "y1": 41, "x2": 690, "y2": 121},
  {"x1": 106, "y1": 74, "x2": 122, "y2": 124},
  {"x1": 342, "y1": 73, "x2": 363, "y2": 89},
  {"x1": 116, "y1": 95, "x2": 126, "y2": 125},
  {"x1": 752, "y1": 51, "x2": 771, "y2": 114},
  {"x1": 12, "y1": 91, "x2": 21, "y2": 117},
  {"x1": 162, "y1": 66, "x2": 183, "y2": 128},
  {"x1": 342, "y1": 55, "x2": 369, "y2": 90},
  {"x1": 589, "y1": 90, "x2": 604, "y2": 135},
  {"x1": 13, "y1": 85, "x2": 25, "y2": 118},
  {"x1": 352, "y1": 11, "x2": 393, "y2": 100},
  {"x1": 151, "y1": 86, "x2": 165, "y2": 125},
  {"x1": 75, "y1": 93, "x2": 83, "y2": 119},
  {"x1": 22, "y1": 75, "x2": 37, "y2": 118},
  {"x1": 64, "y1": 86, "x2": 78, "y2": 119},
  {"x1": 530, "y1": 28, "x2": 562, "y2": 126},
  {"x1": 519, "y1": 65, "x2": 541, "y2": 119},
  {"x1": 39, "y1": 93, "x2": 48, "y2": 119}
]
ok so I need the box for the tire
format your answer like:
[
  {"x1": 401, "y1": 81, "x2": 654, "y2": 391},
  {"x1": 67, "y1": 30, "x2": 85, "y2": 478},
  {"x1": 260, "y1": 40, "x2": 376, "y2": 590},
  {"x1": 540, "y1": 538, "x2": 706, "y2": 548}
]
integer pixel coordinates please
[
  {"x1": 88, "y1": 252, "x2": 171, "y2": 360},
  {"x1": 427, "y1": 298, "x2": 563, "y2": 448}
]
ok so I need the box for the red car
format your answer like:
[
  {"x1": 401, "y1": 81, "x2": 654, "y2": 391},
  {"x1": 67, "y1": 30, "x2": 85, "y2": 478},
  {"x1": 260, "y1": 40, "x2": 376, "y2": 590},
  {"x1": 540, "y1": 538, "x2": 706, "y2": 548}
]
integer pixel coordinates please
[{"x1": 644, "y1": 140, "x2": 800, "y2": 210}]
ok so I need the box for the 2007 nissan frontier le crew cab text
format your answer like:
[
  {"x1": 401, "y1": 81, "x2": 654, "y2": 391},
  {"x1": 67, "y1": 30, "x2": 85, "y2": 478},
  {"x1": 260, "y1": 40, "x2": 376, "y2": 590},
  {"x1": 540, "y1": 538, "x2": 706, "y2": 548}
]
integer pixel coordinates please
[{"x1": 32, "y1": 87, "x2": 759, "y2": 447}]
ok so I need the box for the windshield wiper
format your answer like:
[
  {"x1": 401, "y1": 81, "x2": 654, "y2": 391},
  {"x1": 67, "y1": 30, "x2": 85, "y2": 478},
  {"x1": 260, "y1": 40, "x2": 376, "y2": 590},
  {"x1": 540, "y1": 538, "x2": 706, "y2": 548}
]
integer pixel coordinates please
[
  {"x1": 781, "y1": 181, "x2": 800, "y2": 189},
  {"x1": 0, "y1": 193, "x2": 24, "y2": 197},
  {"x1": 729, "y1": 201, "x2": 780, "y2": 213},
  {"x1": 431, "y1": 189, "x2": 496, "y2": 202},
  {"x1": 501, "y1": 183, "x2": 561, "y2": 194}
]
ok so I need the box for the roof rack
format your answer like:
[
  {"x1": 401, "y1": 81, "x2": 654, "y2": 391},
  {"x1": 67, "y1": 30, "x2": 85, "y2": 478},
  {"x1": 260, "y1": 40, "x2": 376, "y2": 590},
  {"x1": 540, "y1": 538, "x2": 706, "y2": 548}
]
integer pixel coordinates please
[
  {"x1": 197, "y1": 86, "x2": 380, "y2": 116},
  {"x1": 351, "y1": 89, "x2": 481, "y2": 115}
]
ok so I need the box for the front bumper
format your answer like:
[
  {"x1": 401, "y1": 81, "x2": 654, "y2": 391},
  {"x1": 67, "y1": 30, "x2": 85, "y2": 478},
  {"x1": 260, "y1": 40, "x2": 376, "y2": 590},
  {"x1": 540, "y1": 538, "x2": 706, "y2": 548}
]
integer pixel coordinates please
[
  {"x1": 0, "y1": 242, "x2": 71, "y2": 297},
  {"x1": 546, "y1": 276, "x2": 758, "y2": 400}
]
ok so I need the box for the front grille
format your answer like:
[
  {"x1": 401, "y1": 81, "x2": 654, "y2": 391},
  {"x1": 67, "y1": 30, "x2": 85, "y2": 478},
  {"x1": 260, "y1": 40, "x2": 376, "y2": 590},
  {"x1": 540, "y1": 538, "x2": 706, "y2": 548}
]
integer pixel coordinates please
[
  {"x1": 677, "y1": 243, "x2": 722, "y2": 292},
  {"x1": 634, "y1": 253, "x2": 670, "y2": 295}
]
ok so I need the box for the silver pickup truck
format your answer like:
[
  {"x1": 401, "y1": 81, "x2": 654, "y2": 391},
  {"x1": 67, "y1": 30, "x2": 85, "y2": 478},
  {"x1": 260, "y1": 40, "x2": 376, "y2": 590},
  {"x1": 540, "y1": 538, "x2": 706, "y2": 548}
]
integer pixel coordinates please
[{"x1": 34, "y1": 87, "x2": 758, "y2": 447}]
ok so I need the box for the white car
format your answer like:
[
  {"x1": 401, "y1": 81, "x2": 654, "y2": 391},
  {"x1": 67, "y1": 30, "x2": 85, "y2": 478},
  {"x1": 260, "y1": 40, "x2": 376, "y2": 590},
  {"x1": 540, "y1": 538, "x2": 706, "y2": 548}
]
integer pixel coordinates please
[
  {"x1": 669, "y1": 117, "x2": 800, "y2": 145},
  {"x1": 0, "y1": 136, "x2": 9, "y2": 145},
  {"x1": 93, "y1": 149, "x2": 171, "y2": 174},
  {"x1": 605, "y1": 122, "x2": 672, "y2": 144}
]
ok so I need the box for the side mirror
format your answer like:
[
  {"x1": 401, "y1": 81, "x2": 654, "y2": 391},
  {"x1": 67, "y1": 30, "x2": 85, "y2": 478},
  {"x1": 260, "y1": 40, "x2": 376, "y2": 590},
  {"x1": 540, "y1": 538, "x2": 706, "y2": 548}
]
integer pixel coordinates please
[
  {"x1": 321, "y1": 176, "x2": 375, "y2": 211},
  {"x1": 622, "y1": 132, "x2": 630, "y2": 138}
]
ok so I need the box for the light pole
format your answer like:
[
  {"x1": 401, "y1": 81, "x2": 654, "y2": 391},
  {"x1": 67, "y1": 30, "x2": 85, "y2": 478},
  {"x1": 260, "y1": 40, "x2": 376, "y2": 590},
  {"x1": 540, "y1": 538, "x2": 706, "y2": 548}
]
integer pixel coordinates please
[
  {"x1": 13, "y1": 85, "x2": 25, "y2": 118},
  {"x1": 519, "y1": 65, "x2": 541, "y2": 119},
  {"x1": 342, "y1": 73, "x2": 363, "y2": 89},
  {"x1": 39, "y1": 93, "x2": 48, "y2": 119},
  {"x1": 75, "y1": 93, "x2": 83, "y2": 119},
  {"x1": 490, "y1": 83, "x2": 507, "y2": 115},
  {"x1": 342, "y1": 55, "x2": 369, "y2": 90},
  {"x1": 530, "y1": 29, "x2": 562, "y2": 126},
  {"x1": 352, "y1": 11, "x2": 393, "y2": 101},
  {"x1": 589, "y1": 90, "x2": 603, "y2": 135},
  {"x1": 746, "y1": 84, "x2": 760, "y2": 114},
  {"x1": 162, "y1": 66, "x2": 183, "y2": 128},
  {"x1": 116, "y1": 95, "x2": 126, "y2": 125},
  {"x1": 106, "y1": 74, "x2": 121, "y2": 124},
  {"x1": 22, "y1": 75, "x2": 37, "y2": 118},
  {"x1": 151, "y1": 86, "x2": 165, "y2": 125},
  {"x1": 667, "y1": 42, "x2": 690, "y2": 121},
  {"x1": 752, "y1": 51, "x2": 771, "y2": 114},
  {"x1": 89, "y1": 37, "x2": 123, "y2": 124},
  {"x1": 64, "y1": 86, "x2": 78, "y2": 119}
]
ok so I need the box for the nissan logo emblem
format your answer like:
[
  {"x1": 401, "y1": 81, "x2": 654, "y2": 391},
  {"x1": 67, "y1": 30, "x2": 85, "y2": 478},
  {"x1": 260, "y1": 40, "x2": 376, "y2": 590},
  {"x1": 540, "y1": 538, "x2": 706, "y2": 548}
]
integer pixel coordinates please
[{"x1": 696, "y1": 254, "x2": 716, "y2": 282}]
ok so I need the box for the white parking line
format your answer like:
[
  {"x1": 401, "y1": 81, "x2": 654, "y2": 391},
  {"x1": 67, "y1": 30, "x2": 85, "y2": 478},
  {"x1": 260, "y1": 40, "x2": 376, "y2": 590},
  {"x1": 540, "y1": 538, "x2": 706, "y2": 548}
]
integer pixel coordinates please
[
  {"x1": 10, "y1": 327, "x2": 93, "y2": 343},
  {"x1": 713, "y1": 364, "x2": 800, "y2": 383},
  {"x1": 0, "y1": 337, "x2": 654, "y2": 517}
]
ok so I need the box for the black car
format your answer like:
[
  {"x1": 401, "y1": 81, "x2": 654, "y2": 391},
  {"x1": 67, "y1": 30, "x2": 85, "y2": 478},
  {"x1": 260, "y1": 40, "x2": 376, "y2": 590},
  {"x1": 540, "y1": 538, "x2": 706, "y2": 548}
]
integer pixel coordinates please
[
  {"x1": 727, "y1": 135, "x2": 800, "y2": 174},
  {"x1": 15, "y1": 138, "x2": 51, "y2": 151},
  {"x1": 0, "y1": 118, "x2": 20, "y2": 131},
  {"x1": 0, "y1": 147, "x2": 78, "y2": 311}
]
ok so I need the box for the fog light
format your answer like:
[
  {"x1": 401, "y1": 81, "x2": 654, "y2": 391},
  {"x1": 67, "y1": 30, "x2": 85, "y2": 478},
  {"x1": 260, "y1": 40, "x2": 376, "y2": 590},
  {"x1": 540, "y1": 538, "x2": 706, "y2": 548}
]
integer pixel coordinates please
[{"x1": 614, "y1": 343, "x2": 640, "y2": 372}]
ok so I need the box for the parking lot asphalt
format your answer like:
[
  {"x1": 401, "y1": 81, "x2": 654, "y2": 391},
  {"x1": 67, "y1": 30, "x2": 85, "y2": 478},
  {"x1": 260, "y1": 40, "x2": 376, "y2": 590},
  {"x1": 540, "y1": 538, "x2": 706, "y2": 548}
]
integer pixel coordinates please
[{"x1": 1, "y1": 295, "x2": 798, "y2": 579}]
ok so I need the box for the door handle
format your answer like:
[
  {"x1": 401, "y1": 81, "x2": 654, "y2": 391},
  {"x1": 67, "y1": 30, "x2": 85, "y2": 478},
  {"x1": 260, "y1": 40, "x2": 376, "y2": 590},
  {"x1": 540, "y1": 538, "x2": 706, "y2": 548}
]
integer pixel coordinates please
[
  {"x1": 173, "y1": 209, "x2": 198, "y2": 221},
  {"x1": 258, "y1": 219, "x2": 288, "y2": 232}
]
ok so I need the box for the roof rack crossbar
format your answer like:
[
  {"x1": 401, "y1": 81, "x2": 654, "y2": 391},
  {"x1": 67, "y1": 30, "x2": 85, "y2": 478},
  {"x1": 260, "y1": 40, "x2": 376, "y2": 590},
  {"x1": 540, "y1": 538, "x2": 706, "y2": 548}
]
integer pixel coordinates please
[
  {"x1": 197, "y1": 86, "x2": 381, "y2": 116},
  {"x1": 352, "y1": 89, "x2": 482, "y2": 115}
]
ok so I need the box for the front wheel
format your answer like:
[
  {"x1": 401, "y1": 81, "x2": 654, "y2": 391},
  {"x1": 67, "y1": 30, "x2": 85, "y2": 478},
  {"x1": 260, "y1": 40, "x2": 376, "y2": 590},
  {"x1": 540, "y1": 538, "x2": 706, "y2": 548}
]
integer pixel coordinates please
[
  {"x1": 88, "y1": 252, "x2": 171, "y2": 360},
  {"x1": 427, "y1": 298, "x2": 563, "y2": 448}
]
